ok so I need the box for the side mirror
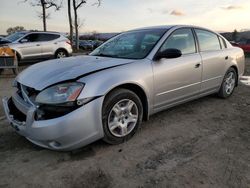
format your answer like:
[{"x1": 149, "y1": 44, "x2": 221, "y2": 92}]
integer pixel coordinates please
[
  {"x1": 20, "y1": 39, "x2": 28, "y2": 43},
  {"x1": 154, "y1": 48, "x2": 182, "y2": 60}
]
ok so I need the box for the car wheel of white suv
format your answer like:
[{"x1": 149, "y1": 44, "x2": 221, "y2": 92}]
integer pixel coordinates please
[{"x1": 55, "y1": 49, "x2": 68, "y2": 59}]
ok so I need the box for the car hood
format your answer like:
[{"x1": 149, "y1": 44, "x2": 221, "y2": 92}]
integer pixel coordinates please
[{"x1": 17, "y1": 55, "x2": 134, "y2": 90}]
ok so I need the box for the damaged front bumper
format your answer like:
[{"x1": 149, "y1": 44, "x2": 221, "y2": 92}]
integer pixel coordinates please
[{"x1": 2, "y1": 94, "x2": 105, "y2": 151}]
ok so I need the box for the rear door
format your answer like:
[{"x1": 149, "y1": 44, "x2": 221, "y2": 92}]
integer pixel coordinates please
[
  {"x1": 194, "y1": 29, "x2": 227, "y2": 93},
  {"x1": 17, "y1": 33, "x2": 42, "y2": 59},
  {"x1": 153, "y1": 28, "x2": 202, "y2": 110},
  {"x1": 38, "y1": 33, "x2": 60, "y2": 57}
]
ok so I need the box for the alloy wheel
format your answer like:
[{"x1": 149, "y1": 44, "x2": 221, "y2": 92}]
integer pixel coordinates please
[
  {"x1": 108, "y1": 99, "x2": 138, "y2": 137},
  {"x1": 57, "y1": 51, "x2": 66, "y2": 58},
  {"x1": 225, "y1": 72, "x2": 236, "y2": 95}
]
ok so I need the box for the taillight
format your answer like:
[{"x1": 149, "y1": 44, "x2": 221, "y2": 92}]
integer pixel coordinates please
[{"x1": 66, "y1": 40, "x2": 71, "y2": 46}]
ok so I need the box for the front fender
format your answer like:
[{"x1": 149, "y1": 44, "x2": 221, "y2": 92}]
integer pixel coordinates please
[{"x1": 77, "y1": 59, "x2": 154, "y2": 113}]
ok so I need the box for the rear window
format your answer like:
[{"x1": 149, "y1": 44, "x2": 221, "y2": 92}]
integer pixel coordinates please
[
  {"x1": 37, "y1": 34, "x2": 60, "y2": 41},
  {"x1": 195, "y1": 29, "x2": 221, "y2": 51}
]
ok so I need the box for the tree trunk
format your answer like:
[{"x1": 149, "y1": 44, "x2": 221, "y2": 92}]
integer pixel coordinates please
[
  {"x1": 67, "y1": 0, "x2": 73, "y2": 45},
  {"x1": 41, "y1": 0, "x2": 47, "y2": 31},
  {"x1": 73, "y1": 0, "x2": 79, "y2": 51}
]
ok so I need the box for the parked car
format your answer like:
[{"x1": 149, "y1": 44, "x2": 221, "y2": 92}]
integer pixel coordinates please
[
  {"x1": 93, "y1": 40, "x2": 104, "y2": 48},
  {"x1": 79, "y1": 40, "x2": 94, "y2": 50},
  {"x1": 2, "y1": 25, "x2": 245, "y2": 151},
  {"x1": 231, "y1": 39, "x2": 250, "y2": 53},
  {"x1": 2, "y1": 31, "x2": 72, "y2": 62},
  {"x1": 0, "y1": 36, "x2": 11, "y2": 45}
]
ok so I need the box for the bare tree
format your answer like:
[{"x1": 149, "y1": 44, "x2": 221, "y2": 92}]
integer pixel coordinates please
[
  {"x1": 72, "y1": 0, "x2": 86, "y2": 51},
  {"x1": 67, "y1": 0, "x2": 73, "y2": 45},
  {"x1": 232, "y1": 29, "x2": 238, "y2": 42},
  {"x1": 24, "y1": 0, "x2": 62, "y2": 31},
  {"x1": 72, "y1": 0, "x2": 101, "y2": 51}
]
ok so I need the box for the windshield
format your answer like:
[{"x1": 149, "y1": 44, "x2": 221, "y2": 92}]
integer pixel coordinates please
[
  {"x1": 5, "y1": 32, "x2": 26, "y2": 42},
  {"x1": 90, "y1": 29, "x2": 167, "y2": 59}
]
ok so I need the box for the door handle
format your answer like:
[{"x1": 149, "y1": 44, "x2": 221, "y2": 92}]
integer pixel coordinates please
[
  {"x1": 225, "y1": 56, "x2": 229, "y2": 60},
  {"x1": 36, "y1": 44, "x2": 40, "y2": 46},
  {"x1": 195, "y1": 63, "x2": 201, "y2": 68}
]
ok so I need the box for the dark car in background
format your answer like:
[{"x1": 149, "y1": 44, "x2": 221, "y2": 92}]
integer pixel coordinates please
[
  {"x1": 73, "y1": 40, "x2": 104, "y2": 50},
  {"x1": 231, "y1": 39, "x2": 250, "y2": 53},
  {"x1": 0, "y1": 37, "x2": 11, "y2": 45}
]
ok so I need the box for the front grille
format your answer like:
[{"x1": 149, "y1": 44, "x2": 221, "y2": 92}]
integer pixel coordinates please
[{"x1": 8, "y1": 98, "x2": 26, "y2": 122}]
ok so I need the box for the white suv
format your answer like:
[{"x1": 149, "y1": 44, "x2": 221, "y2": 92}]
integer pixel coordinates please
[{"x1": 4, "y1": 31, "x2": 73, "y2": 61}]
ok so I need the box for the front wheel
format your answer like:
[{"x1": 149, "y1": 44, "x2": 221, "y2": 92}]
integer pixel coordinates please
[
  {"x1": 102, "y1": 88, "x2": 143, "y2": 145},
  {"x1": 218, "y1": 67, "x2": 237, "y2": 98}
]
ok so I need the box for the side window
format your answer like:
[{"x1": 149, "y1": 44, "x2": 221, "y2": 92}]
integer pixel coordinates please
[
  {"x1": 159, "y1": 28, "x2": 196, "y2": 55},
  {"x1": 23, "y1": 34, "x2": 40, "y2": 42},
  {"x1": 195, "y1": 29, "x2": 221, "y2": 51},
  {"x1": 219, "y1": 37, "x2": 227, "y2": 49},
  {"x1": 37, "y1": 34, "x2": 60, "y2": 41}
]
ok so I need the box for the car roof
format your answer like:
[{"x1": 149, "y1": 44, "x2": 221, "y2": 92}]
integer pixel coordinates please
[
  {"x1": 128, "y1": 25, "x2": 213, "y2": 32},
  {"x1": 15, "y1": 31, "x2": 61, "y2": 35}
]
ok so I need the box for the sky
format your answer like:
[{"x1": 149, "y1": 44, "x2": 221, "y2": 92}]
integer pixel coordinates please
[{"x1": 0, "y1": 0, "x2": 250, "y2": 35}]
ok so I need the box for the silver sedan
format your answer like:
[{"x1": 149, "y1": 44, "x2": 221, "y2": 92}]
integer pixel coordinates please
[{"x1": 2, "y1": 25, "x2": 245, "y2": 151}]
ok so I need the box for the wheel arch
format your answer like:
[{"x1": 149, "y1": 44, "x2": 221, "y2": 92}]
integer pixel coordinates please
[
  {"x1": 229, "y1": 65, "x2": 239, "y2": 86},
  {"x1": 54, "y1": 48, "x2": 69, "y2": 57},
  {"x1": 104, "y1": 83, "x2": 149, "y2": 121}
]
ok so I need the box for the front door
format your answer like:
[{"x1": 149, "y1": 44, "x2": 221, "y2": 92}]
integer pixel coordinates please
[
  {"x1": 153, "y1": 28, "x2": 202, "y2": 110},
  {"x1": 17, "y1": 33, "x2": 42, "y2": 59}
]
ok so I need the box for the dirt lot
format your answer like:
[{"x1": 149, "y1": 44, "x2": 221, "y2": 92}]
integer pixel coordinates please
[{"x1": 0, "y1": 59, "x2": 250, "y2": 188}]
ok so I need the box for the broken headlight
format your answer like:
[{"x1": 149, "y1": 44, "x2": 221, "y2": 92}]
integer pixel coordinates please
[{"x1": 35, "y1": 82, "x2": 84, "y2": 105}]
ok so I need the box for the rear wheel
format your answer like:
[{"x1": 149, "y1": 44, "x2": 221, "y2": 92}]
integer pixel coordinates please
[
  {"x1": 55, "y1": 49, "x2": 68, "y2": 59},
  {"x1": 102, "y1": 88, "x2": 143, "y2": 144},
  {"x1": 218, "y1": 67, "x2": 237, "y2": 98}
]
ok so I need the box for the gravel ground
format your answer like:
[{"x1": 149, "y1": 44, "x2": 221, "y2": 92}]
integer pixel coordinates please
[{"x1": 0, "y1": 58, "x2": 250, "y2": 188}]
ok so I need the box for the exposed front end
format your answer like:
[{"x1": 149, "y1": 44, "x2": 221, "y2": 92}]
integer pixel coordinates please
[{"x1": 2, "y1": 82, "x2": 104, "y2": 151}]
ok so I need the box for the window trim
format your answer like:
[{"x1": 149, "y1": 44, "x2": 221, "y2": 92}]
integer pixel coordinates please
[
  {"x1": 219, "y1": 36, "x2": 227, "y2": 49},
  {"x1": 154, "y1": 27, "x2": 198, "y2": 59}
]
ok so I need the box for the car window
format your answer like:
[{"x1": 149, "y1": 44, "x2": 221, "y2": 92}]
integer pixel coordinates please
[
  {"x1": 37, "y1": 34, "x2": 60, "y2": 41},
  {"x1": 90, "y1": 29, "x2": 167, "y2": 59},
  {"x1": 195, "y1": 29, "x2": 221, "y2": 51},
  {"x1": 159, "y1": 28, "x2": 196, "y2": 55},
  {"x1": 23, "y1": 33, "x2": 40, "y2": 42},
  {"x1": 5, "y1": 32, "x2": 26, "y2": 42},
  {"x1": 219, "y1": 37, "x2": 227, "y2": 49}
]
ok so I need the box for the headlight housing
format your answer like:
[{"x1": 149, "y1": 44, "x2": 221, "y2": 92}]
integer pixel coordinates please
[{"x1": 35, "y1": 82, "x2": 84, "y2": 105}]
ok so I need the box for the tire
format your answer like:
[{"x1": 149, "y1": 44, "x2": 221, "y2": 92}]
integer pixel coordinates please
[
  {"x1": 102, "y1": 88, "x2": 143, "y2": 145},
  {"x1": 55, "y1": 49, "x2": 68, "y2": 59},
  {"x1": 218, "y1": 67, "x2": 237, "y2": 98}
]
